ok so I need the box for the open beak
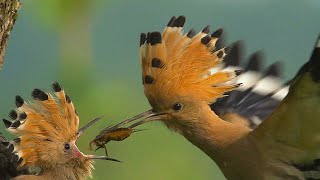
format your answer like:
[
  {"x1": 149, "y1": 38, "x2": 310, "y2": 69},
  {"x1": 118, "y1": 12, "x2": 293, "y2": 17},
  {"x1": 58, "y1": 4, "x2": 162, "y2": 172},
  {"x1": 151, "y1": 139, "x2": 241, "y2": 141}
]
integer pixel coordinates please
[
  {"x1": 76, "y1": 115, "x2": 121, "y2": 162},
  {"x1": 84, "y1": 155, "x2": 121, "y2": 162},
  {"x1": 101, "y1": 109, "x2": 166, "y2": 133},
  {"x1": 77, "y1": 115, "x2": 106, "y2": 138},
  {"x1": 78, "y1": 110, "x2": 166, "y2": 162}
]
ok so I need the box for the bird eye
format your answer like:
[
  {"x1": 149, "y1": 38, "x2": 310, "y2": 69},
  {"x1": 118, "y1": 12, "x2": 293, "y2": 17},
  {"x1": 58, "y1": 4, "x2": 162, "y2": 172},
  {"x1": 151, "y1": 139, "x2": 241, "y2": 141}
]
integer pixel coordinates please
[
  {"x1": 64, "y1": 143, "x2": 70, "y2": 150},
  {"x1": 172, "y1": 103, "x2": 183, "y2": 111}
]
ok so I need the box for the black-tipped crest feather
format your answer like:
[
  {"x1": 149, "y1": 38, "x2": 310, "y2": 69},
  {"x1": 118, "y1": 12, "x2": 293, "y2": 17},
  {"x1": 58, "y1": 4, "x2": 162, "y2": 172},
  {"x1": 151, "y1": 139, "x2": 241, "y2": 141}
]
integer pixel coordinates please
[
  {"x1": 167, "y1": 16, "x2": 176, "y2": 27},
  {"x1": 9, "y1": 110, "x2": 17, "y2": 120},
  {"x1": 150, "y1": 32, "x2": 162, "y2": 45},
  {"x1": 140, "y1": 33, "x2": 147, "y2": 46},
  {"x1": 3, "y1": 119, "x2": 11, "y2": 128},
  {"x1": 202, "y1": 25, "x2": 210, "y2": 34},
  {"x1": 15, "y1": 95, "x2": 24, "y2": 107},
  {"x1": 52, "y1": 82, "x2": 62, "y2": 92},
  {"x1": 11, "y1": 121, "x2": 20, "y2": 128},
  {"x1": 173, "y1": 16, "x2": 185, "y2": 27},
  {"x1": 201, "y1": 35, "x2": 211, "y2": 45},
  {"x1": 211, "y1": 28, "x2": 223, "y2": 38},
  {"x1": 187, "y1": 29, "x2": 196, "y2": 38}
]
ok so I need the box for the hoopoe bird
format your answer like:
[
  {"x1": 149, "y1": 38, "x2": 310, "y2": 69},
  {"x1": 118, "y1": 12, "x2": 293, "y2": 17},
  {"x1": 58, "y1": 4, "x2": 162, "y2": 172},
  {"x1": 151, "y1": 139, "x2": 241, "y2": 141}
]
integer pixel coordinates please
[
  {"x1": 1, "y1": 82, "x2": 119, "y2": 180},
  {"x1": 98, "y1": 16, "x2": 320, "y2": 179}
]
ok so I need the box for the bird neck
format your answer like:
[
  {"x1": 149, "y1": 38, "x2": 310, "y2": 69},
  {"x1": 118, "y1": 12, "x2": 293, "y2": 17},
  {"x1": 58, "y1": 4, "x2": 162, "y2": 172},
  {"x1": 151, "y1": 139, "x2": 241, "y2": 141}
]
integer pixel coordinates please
[
  {"x1": 39, "y1": 159, "x2": 93, "y2": 180},
  {"x1": 177, "y1": 105, "x2": 252, "y2": 167}
]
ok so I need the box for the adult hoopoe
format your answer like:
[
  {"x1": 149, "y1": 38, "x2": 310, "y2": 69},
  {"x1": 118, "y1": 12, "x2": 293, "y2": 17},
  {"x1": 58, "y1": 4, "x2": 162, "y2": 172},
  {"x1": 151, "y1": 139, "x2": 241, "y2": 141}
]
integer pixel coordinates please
[
  {"x1": 1, "y1": 82, "x2": 119, "y2": 180},
  {"x1": 98, "y1": 16, "x2": 320, "y2": 179}
]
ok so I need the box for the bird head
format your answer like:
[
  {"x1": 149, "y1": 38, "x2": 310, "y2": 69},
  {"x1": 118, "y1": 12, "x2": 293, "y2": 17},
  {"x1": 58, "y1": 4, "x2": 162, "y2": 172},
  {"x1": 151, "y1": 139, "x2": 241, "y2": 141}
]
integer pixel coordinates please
[
  {"x1": 2, "y1": 82, "x2": 119, "y2": 179},
  {"x1": 103, "y1": 16, "x2": 240, "y2": 133}
]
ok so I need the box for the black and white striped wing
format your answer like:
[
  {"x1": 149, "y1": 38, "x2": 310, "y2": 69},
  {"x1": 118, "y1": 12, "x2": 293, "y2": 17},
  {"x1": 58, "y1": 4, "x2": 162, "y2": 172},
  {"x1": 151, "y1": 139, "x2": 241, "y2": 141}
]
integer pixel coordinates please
[{"x1": 210, "y1": 42, "x2": 289, "y2": 128}]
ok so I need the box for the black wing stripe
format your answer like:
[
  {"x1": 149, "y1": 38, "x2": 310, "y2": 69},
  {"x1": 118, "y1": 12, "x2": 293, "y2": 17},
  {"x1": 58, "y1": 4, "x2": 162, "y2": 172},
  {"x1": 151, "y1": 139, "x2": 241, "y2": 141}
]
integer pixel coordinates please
[{"x1": 211, "y1": 45, "x2": 288, "y2": 128}]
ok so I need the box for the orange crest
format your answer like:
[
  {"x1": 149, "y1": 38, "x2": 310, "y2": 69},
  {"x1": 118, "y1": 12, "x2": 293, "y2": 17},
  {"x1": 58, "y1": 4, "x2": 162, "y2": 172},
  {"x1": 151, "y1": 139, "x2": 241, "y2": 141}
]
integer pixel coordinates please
[
  {"x1": 140, "y1": 16, "x2": 241, "y2": 104},
  {"x1": 3, "y1": 82, "x2": 80, "y2": 168}
]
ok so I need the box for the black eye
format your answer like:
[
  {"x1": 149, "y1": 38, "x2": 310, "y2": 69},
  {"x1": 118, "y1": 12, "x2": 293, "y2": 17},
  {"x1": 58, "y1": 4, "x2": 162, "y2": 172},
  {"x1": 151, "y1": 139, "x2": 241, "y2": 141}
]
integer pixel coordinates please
[
  {"x1": 172, "y1": 103, "x2": 183, "y2": 111},
  {"x1": 64, "y1": 143, "x2": 70, "y2": 150}
]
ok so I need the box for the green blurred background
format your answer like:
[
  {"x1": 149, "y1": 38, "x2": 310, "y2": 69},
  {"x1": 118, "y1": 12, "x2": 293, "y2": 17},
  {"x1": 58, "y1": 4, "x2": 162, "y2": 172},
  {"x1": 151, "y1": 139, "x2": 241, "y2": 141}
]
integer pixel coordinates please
[{"x1": 1, "y1": 0, "x2": 320, "y2": 179}]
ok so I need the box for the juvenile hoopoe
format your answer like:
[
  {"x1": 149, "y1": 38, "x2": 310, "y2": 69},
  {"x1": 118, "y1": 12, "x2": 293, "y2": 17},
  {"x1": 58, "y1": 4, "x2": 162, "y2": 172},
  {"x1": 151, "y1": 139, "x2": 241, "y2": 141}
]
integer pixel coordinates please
[
  {"x1": 98, "y1": 16, "x2": 320, "y2": 179},
  {"x1": 1, "y1": 82, "x2": 119, "y2": 180}
]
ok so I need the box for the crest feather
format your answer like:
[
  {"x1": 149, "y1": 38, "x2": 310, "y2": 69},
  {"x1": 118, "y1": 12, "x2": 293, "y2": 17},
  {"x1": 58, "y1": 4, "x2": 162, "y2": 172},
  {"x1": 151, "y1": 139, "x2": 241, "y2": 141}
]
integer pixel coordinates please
[
  {"x1": 4, "y1": 82, "x2": 80, "y2": 168},
  {"x1": 140, "y1": 16, "x2": 240, "y2": 103}
]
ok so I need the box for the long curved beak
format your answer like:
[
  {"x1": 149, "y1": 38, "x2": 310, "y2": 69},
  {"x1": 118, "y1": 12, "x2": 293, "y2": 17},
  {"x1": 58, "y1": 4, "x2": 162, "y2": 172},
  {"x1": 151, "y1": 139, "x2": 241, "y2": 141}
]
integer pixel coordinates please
[
  {"x1": 73, "y1": 140, "x2": 122, "y2": 163},
  {"x1": 77, "y1": 115, "x2": 106, "y2": 137},
  {"x1": 85, "y1": 155, "x2": 121, "y2": 162},
  {"x1": 75, "y1": 115, "x2": 123, "y2": 162},
  {"x1": 100, "y1": 109, "x2": 166, "y2": 134},
  {"x1": 86, "y1": 110, "x2": 166, "y2": 163},
  {"x1": 127, "y1": 112, "x2": 166, "y2": 128}
]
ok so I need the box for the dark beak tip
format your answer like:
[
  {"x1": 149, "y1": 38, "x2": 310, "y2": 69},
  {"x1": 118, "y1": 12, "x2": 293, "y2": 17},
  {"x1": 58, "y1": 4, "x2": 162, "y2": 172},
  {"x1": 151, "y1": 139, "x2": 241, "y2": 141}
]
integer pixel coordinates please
[{"x1": 112, "y1": 159, "x2": 122, "y2": 163}]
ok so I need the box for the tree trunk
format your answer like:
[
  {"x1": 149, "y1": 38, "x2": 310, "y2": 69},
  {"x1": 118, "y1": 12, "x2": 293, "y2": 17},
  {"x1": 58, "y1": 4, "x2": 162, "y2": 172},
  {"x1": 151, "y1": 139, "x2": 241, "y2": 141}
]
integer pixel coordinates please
[{"x1": 0, "y1": 0, "x2": 20, "y2": 69}]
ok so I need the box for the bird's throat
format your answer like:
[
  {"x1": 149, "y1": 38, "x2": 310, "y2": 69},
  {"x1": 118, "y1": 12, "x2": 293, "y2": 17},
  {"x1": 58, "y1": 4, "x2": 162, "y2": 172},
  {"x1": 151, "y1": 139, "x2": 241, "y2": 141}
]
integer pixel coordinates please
[
  {"x1": 39, "y1": 159, "x2": 93, "y2": 180},
  {"x1": 175, "y1": 106, "x2": 252, "y2": 171}
]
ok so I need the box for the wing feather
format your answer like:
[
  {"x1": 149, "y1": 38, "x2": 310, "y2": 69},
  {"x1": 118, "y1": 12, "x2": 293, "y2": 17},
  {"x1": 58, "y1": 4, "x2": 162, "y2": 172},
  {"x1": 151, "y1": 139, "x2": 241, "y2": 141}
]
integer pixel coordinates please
[
  {"x1": 211, "y1": 43, "x2": 288, "y2": 128},
  {"x1": 252, "y1": 35, "x2": 320, "y2": 179}
]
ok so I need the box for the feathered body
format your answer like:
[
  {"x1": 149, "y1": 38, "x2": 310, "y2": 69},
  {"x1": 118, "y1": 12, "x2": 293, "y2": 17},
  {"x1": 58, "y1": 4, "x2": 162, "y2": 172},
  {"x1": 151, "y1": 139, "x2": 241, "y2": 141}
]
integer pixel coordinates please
[
  {"x1": 0, "y1": 133, "x2": 29, "y2": 179},
  {"x1": 103, "y1": 16, "x2": 320, "y2": 179},
  {"x1": 2, "y1": 83, "x2": 117, "y2": 180}
]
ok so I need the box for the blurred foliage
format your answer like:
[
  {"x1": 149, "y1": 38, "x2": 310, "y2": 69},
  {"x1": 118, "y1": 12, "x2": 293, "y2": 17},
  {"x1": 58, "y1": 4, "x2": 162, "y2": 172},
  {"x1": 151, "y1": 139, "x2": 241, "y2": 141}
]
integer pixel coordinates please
[
  {"x1": 24, "y1": 0, "x2": 108, "y2": 96},
  {"x1": 25, "y1": 0, "x2": 97, "y2": 29}
]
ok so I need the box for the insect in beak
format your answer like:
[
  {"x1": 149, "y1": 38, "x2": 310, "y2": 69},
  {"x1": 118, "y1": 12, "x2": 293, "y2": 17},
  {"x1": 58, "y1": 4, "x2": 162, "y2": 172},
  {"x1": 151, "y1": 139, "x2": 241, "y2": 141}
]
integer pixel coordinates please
[
  {"x1": 89, "y1": 110, "x2": 165, "y2": 157},
  {"x1": 89, "y1": 127, "x2": 147, "y2": 156},
  {"x1": 76, "y1": 115, "x2": 121, "y2": 162}
]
